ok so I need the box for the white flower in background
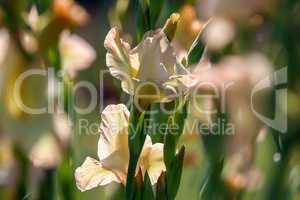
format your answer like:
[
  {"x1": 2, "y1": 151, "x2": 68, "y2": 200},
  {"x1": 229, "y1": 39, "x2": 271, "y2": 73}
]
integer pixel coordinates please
[
  {"x1": 27, "y1": 0, "x2": 90, "y2": 30},
  {"x1": 104, "y1": 27, "x2": 189, "y2": 103},
  {"x1": 29, "y1": 133, "x2": 62, "y2": 169},
  {"x1": 26, "y1": 7, "x2": 96, "y2": 78},
  {"x1": 53, "y1": 112, "x2": 71, "y2": 146},
  {"x1": 188, "y1": 53, "x2": 272, "y2": 142},
  {"x1": 203, "y1": 17, "x2": 235, "y2": 50},
  {"x1": 59, "y1": 31, "x2": 96, "y2": 78},
  {"x1": 75, "y1": 104, "x2": 165, "y2": 192},
  {"x1": 188, "y1": 53, "x2": 272, "y2": 191}
]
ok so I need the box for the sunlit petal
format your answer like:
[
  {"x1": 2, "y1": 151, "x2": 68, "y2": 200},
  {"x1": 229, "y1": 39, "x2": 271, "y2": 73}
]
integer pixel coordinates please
[
  {"x1": 146, "y1": 143, "x2": 166, "y2": 185},
  {"x1": 98, "y1": 104, "x2": 129, "y2": 162},
  {"x1": 75, "y1": 157, "x2": 120, "y2": 192}
]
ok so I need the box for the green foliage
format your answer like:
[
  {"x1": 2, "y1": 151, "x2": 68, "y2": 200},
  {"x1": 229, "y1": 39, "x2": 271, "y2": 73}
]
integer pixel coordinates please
[
  {"x1": 142, "y1": 172, "x2": 155, "y2": 200},
  {"x1": 149, "y1": 0, "x2": 164, "y2": 28},
  {"x1": 136, "y1": 0, "x2": 151, "y2": 42},
  {"x1": 163, "y1": 99, "x2": 187, "y2": 199},
  {"x1": 186, "y1": 28, "x2": 206, "y2": 66},
  {"x1": 199, "y1": 160, "x2": 225, "y2": 200},
  {"x1": 31, "y1": 0, "x2": 52, "y2": 14},
  {"x1": 149, "y1": 102, "x2": 173, "y2": 143},
  {"x1": 164, "y1": 98, "x2": 187, "y2": 167},
  {"x1": 136, "y1": 0, "x2": 164, "y2": 41},
  {"x1": 156, "y1": 172, "x2": 166, "y2": 200},
  {"x1": 126, "y1": 103, "x2": 147, "y2": 199},
  {"x1": 165, "y1": 146, "x2": 185, "y2": 200}
]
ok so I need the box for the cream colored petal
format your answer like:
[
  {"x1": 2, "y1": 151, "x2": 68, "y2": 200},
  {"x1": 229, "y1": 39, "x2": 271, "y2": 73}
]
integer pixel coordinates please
[
  {"x1": 132, "y1": 31, "x2": 171, "y2": 83},
  {"x1": 120, "y1": 76, "x2": 137, "y2": 95},
  {"x1": 160, "y1": 35, "x2": 178, "y2": 74},
  {"x1": 105, "y1": 28, "x2": 138, "y2": 78},
  {"x1": 59, "y1": 31, "x2": 96, "y2": 78},
  {"x1": 98, "y1": 104, "x2": 129, "y2": 161},
  {"x1": 100, "y1": 150, "x2": 128, "y2": 184},
  {"x1": 138, "y1": 136, "x2": 165, "y2": 185},
  {"x1": 75, "y1": 157, "x2": 119, "y2": 192},
  {"x1": 143, "y1": 135, "x2": 153, "y2": 149},
  {"x1": 108, "y1": 60, "x2": 136, "y2": 95},
  {"x1": 137, "y1": 135, "x2": 153, "y2": 167},
  {"x1": 146, "y1": 143, "x2": 166, "y2": 185},
  {"x1": 131, "y1": 30, "x2": 190, "y2": 103},
  {"x1": 105, "y1": 28, "x2": 139, "y2": 94}
]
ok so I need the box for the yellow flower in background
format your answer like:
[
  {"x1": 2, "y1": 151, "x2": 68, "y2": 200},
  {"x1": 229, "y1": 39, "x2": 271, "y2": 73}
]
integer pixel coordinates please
[
  {"x1": 174, "y1": 5, "x2": 203, "y2": 49},
  {"x1": 104, "y1": 19, "x2": 189, "y2": 104},
  {"x1": 52, "y1": 0, "x2": 89, "y2": 28},
  {"x1": 75, "y1": 104, "x2": 165, "y2": 191},
  {"x1": 0, "y1": 29, "x2": 35, "y2": 118}
]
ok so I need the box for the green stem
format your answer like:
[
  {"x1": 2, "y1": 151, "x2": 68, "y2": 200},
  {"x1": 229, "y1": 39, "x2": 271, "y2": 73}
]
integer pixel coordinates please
[{"x1": 39, "y1": 169, "x2": 56, "y2": 200}]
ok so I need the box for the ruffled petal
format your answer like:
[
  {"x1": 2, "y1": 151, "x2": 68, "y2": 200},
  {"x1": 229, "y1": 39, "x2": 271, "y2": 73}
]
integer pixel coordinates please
[
  {"x1": 105, "y1": 28, "x2": 138, "y2": 77},
  {"x1": 98, "y1": 104, "x2": 130, "y2": 163},
  {"x1": 105, "y1": 28, "x2": 140, "y2": 94},
  {"x1": 75, "y1": 157, "x2": 120, "y2": 192},
  {"x1": 104, "y1": 27, "x2": 190, "y2": 102},
  {"x1": 132, "y1": 31, "x2": 172, "y2": 83}
]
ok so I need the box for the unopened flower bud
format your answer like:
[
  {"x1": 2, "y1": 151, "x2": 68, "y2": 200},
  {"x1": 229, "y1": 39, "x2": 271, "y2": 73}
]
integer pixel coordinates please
[{"x1": 162, "y1": 13, "x2": 180, "y2": 41}]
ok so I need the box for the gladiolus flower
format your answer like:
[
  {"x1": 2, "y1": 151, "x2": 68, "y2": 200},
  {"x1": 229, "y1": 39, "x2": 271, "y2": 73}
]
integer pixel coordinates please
[
  {"x1": 75, "y1": 104, "x2": 165, "y2": 191},
  {"x1": 104, "y1": 26, "x2": 189, "y2": 104}
]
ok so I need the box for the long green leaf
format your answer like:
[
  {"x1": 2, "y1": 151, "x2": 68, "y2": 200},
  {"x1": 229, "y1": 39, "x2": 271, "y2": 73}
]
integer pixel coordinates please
[
  {"x1": 149, "y1": 0, "x2": 164, "y2": 28},
  {"x1": 126, "y1": 104, "x2": 147, "y2": 199},
  {"x1": 165, "y1": 146, "x2": 185, "y2": 200},
  {"x1": 142, "y1": 171, "x2": 155, "y2": 200}
]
